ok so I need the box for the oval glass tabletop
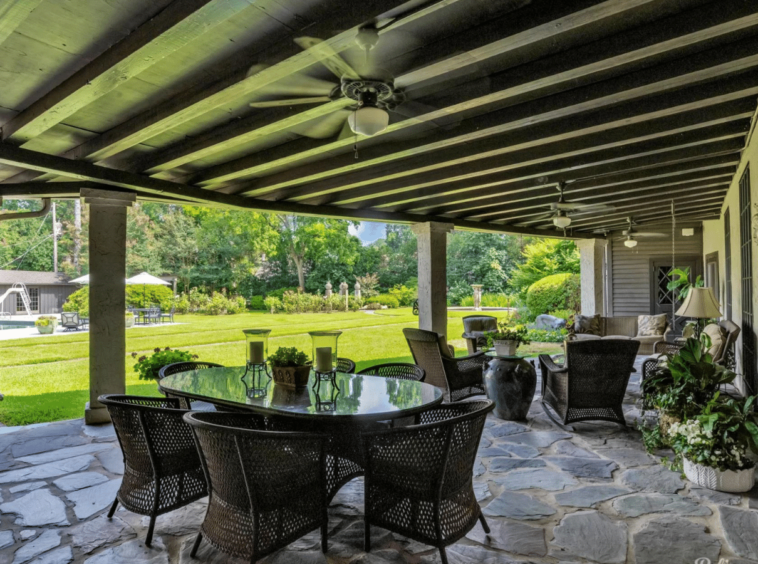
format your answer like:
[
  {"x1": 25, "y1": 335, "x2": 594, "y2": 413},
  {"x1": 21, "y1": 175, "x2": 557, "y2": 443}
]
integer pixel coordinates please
[{"x1": 159, "y1": 366, "x2": 444, "y2": 421}]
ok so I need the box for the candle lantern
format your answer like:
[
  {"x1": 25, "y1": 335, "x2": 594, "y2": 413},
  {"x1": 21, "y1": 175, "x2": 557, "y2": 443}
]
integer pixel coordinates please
[
  {"x1": 309, "y1": 331, "x2": 341, "y2": 381},
  {"x1": 243, "y1": 329, "x2": 271, "y2": 387}
]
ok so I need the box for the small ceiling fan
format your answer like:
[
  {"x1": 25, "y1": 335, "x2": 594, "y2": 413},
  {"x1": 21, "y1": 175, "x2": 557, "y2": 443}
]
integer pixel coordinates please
[
  {"x1": 536, "y1": 180, "x2": 616, "y2": 230},
  {"x1": 611, "y1": 217, "x2": 667, "y2": 248},
  {"x1": 247, "y1": 23, "x2": 435, "y2": 140}
]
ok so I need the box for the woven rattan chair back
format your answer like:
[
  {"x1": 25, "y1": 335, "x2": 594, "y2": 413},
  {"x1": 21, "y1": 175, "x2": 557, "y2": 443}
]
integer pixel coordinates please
[
  {"x1": 403, "y1": 328, "x2": 449, "y2": 392},
  {"x1": 357, "y1": 363, "x2": 425, "y2": 382},
  {"x1": 336, "y1": 357, "x2": 357, "y2": 373},
  {"x1": 184, "y1": 411, "x2": 328, "y2": 561},
  {"x1": 362, "y1": 400, "x2": 494, "y2": 564},
  {"x1": 98, "y1": 394, "x2": 207, "y2": 547},
  {"x1": 157, "y1": 362, "x2": 224, "y2": 409}
]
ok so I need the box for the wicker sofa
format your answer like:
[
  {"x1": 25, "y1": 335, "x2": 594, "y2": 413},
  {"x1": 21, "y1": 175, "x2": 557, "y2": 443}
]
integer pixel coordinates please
[{"x1": 568, "y1": 315, "x2": 672, "y2": 355}]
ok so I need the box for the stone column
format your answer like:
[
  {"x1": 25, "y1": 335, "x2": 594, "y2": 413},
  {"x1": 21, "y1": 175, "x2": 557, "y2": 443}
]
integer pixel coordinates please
[
  {"x1": 577, "y1": 238, "x2": 607, "y2": 316},
  {"x1": 325, "y1": 281, "x2": 332, "y2": 298},
  {"x1": 472, "y1": 284, "x2": 483, "y2": 310},
  {"x1": 412, "y1": 222, "x2": 454, "y2": 338},
  {"x1": 354, "y1": 282, "x2": 361, "y2": 299},
  {"x1": 83, "y1": 188, "x2": 135, "y2": 424}
]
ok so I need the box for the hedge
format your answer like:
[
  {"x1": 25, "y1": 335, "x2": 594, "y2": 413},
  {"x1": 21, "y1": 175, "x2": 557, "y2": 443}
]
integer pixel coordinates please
[{"x1": 525, "y1": 273, "x2": 580, "y2": 318}]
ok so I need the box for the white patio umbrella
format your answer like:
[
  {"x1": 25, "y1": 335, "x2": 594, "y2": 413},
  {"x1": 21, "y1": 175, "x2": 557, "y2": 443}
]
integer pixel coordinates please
[
  {"x1": 126, "y1": 272, "x2": 171, "y2": 307},
  {"x1": 69, "y1": 274, "x2": 90, "y2": 284}
]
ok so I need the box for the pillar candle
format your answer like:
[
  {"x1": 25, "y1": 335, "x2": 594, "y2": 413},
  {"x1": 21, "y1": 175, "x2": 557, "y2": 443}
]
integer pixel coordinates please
[
  {"x1": 249, "y1": 341, "x2": 264, "y2": 364},
  {"x1": 316, "y1": 347, "x2": 333, "y2": 372}
]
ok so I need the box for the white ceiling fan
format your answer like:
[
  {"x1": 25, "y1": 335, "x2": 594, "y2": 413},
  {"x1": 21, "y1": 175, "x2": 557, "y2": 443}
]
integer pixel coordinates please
[
  {"x1": 612, "y1": 217, "x2": 667, "y2": 248},
  {"x1": 535, "y1": 180, "x2": 616, "y2": 230}
]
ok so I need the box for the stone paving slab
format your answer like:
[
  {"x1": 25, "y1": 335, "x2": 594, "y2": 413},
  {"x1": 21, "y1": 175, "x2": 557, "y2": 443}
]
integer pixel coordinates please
[{"x1": 1, "y1": 358, "x2": 757, "y2": 564}]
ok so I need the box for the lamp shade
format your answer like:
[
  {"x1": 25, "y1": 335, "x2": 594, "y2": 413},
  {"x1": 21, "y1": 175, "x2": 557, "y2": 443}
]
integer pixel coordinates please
[
  {"x1": 675, "y1": 287, "x2": 722, "y2": 319},
  {"x1": 348, "y1": 106, "x2": 389, "y2": 136},
  {"x1": 553, "y1": 213, "x2": 571, "y2": 228},
  {"x1": 624, "y1": 237, "x2": 638, "y2": 248}
]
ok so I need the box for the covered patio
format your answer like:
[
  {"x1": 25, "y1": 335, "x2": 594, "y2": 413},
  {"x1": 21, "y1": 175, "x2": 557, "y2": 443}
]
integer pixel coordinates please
[{"x1": 2, "y1": 0, "x2": 758, "y2": 562}]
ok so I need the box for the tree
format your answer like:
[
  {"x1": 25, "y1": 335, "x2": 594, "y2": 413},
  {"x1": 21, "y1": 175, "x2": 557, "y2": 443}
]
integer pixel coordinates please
[
  {"x1": 508, "y1": 238, "x2": 580, "y2": 296},
  {"x1": 446, "y1": 231, "x2": 521, "y2": 293}
]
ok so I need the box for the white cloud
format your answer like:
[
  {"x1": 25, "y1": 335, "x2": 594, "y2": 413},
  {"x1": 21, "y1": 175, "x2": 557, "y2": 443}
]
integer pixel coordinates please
[{"x1": 349, "y1": 222, "x2": 386, "y2": 245}]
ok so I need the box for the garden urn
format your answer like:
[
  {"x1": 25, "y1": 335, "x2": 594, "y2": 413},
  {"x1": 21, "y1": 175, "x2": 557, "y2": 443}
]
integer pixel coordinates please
[{"x1": 683, "y1": 458, "x2": 755, "y2": 493}]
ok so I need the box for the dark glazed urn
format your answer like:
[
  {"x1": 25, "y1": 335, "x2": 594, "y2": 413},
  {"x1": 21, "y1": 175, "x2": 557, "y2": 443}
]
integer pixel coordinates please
[{"x1": 483, "y1": 357, "x2": 537, "y2": 420}]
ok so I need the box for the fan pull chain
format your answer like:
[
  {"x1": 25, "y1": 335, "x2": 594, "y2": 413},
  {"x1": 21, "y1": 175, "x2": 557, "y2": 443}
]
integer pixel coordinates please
[
  {"x1": 354, "y1": 132, "x2": 359, "y2": 159},
  {"x1": 672, "y1": 200, "x2": 677, "y2": 333}
]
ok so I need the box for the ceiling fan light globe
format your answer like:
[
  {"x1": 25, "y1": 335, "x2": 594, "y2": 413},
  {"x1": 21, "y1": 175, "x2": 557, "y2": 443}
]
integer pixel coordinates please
[
  {"x1": 624, "y1": 237, "x2": 638, "y2": 248},
  {"x1": 553, "y1": 214, "x2": 571, "y2": 229},
  {"x1": 348, "y1": 106, "x2": 389, "y2": 136}
]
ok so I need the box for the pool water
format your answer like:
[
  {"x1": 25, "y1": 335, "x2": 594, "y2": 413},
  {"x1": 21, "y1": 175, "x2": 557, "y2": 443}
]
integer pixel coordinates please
[{"x1": 0, "y1": 323, "x2": 34, "y2": 330}]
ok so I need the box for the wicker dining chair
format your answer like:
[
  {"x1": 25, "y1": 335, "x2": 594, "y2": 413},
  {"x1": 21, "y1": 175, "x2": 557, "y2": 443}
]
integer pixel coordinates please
[
  {"x1": 158, "y1": 361, "x2": 224, "y2": 409},
  {"x1": 362, "y1": 400, "x2": 495, "y2": 564},
  {"x1": 538, "y1": 339, "x2": 639, "y2": 427},
  {"x1": 99, "y1": 394, "x2": 208, "y2": 547},
  {"x1": 337, "y1": 357, "x2": 357, "y2": 373},
  {"x1": 357, "y1": 363, "x2": 425, "y2": 382},
  {"x1": 403, "y1": 328, "x2": 485, "y2": 401},
  {"x1": 184, "y1": 411, "x2": 328, "y2": 562}
]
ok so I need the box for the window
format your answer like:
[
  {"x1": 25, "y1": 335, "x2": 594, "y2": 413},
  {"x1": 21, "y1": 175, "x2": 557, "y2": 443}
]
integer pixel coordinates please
[
  {"x1": 16, "y1": 287, "x2": 39, "y2": 313},
  {"x1": 725, "y1": 208, "x2": 732, "y2": 320},
  {"x1": 739, "y1": 167, "x2": 755, "y2": 394}
]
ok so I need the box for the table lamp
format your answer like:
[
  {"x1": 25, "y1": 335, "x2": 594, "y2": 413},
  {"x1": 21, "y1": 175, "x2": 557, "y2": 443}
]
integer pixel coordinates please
[{"x1": 675, "y1": 287, "x2": 722, "y2": 338}]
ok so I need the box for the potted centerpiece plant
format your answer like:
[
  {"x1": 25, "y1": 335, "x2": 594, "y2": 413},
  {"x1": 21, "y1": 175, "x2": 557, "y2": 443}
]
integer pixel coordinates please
[
  {"x1": 125, "y1": 311, "x2": 135, "y2": 328},
  {"x1": 35, "y1": 316, "x2": 58, "y2": 335},
  {"x1": 486, "y1": 321, "x2": 530, "y2": 356},
  {"x1": 132, "y1": 347, "x2": 198, "y2": 380},
  {"x1": 668, "y1": 394, "x2": 758, "y2": 492},
  {"x1": 269, "y1": 347, "x2": 311, "y2": 389}
]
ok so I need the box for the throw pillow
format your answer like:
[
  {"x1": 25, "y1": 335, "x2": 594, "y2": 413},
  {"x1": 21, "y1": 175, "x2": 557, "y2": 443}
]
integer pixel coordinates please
[
  {"x1": 702, "y1": 324, "x2": 726, "y2": 359},
  {"x1": 574, "y1": 314, "x2": 602, "y2": 336},
  {"x1": 637, "y1": 314, "x2": 668, "y2": 336}
]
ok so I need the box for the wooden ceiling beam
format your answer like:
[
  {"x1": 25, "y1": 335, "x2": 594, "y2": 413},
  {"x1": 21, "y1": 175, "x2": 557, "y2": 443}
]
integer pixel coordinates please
[
  {"x1": 2, "y1": 0, "x2": 258, "y2": 144},
  {"x1": 0, "y1": 143, "x2": 589, "y2": 237},
  {"x1": 0, "y1": 0, "x2": 45, "y2": 48},
  {"x1": 302, "y1": 94, "x2": 755, "y2": 207},
  {"x1": 218, "y1": 4, "x2": 758, "y2": 195},
  {"x1": 401, "y1": 155, "x2": 739, "y2": 214}
]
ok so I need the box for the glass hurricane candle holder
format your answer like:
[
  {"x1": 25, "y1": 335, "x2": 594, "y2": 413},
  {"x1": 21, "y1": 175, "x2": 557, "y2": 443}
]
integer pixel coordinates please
[
  {"x1": 244, "y1": 329, "x2": 271, "y2": 366},
  {"x1": 309, "y1": 331, "x2": 341, "y2": 376}
]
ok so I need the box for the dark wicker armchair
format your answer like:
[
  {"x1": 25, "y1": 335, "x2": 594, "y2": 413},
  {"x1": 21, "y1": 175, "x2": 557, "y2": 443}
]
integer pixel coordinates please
[
  {"x1": 158, "y1": 361, "x2": 224, "y2": 409},
  {"x1": 184, "y1": 411, "x2": 328, "y2": 562},
  {"x1": 357, "y1": 363, "x2": 425, "y2": 382},
  {"x1": 403, "y1": 328, "x2": 485, "y2": 401},
  {"x1": 337, "y1": 357, "x2": 357, "y2": 373},
  {"x1": 362, "y1": 400, "x2": 495, "y2": 564},
  {"x1": 538, "y1": 339, "x2": 639, "y2": 427},
  {"x1": 461, "y1": 315, "x2": 498, "y2": 354},
  {"x1": 99, "y1": 395, "x2": 208, "y2": 546},
  {"x1": 641, "y1": 341, "x2": 683, "y2": 381}
]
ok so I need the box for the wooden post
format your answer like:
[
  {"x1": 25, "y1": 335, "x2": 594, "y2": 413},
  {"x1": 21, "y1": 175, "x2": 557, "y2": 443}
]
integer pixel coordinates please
[
  {"x1": 577, "y1": 238, "x2": 608, "y2": 316},
  {"x1": 412, "y1": 222, "x2": 453, "y2": 338}
]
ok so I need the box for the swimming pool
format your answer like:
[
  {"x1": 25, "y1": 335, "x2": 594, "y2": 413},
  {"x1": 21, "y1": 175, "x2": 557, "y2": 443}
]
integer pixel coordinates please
[{"x1": 0, "y1": 321, "x2": 34, "y2": 330}]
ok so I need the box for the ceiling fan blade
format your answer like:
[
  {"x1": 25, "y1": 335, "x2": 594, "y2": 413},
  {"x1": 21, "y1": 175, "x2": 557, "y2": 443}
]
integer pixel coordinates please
[
  {"x1": 292, "y1": 109, "x2": 352, "y2": 139},
  {"x1": 337, "y1": 120, "x2": 355, "y2": 141},
  {"x1": 249, "y1": 96, "x2": 332, "y2": 108},
  {"x1": 555, "y1": 202, "x2": 616, "y2": 212},
  {"x1": 632, "y1": 232, "x2": 668, "y2": 238},
  {"x1": 390, "y1": 100, "x2": 460, "y2": 130},
  {"x1": 248, "y1": 65, "x2": 337, "y2": 97},
  {"x1": 294, "y1": 37, "x2": 361, "y2": 80}
]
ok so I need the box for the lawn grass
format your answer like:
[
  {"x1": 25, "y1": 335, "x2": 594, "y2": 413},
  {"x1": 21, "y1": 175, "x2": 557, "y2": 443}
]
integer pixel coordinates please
[{"x1": 0, "y1": 309, "x2": 561, "y2": 426}]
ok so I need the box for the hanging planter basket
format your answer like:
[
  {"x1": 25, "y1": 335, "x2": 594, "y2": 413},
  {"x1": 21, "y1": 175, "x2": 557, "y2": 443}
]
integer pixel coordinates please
[{"x1": 683, "y1": 458, "x2": 755, "y2": 493}]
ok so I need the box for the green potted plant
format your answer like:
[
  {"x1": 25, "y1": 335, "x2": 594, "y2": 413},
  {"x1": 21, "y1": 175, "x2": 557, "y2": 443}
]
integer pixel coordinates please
[
  {"x1": 668, "y1": 394, "x2": 758, "y2": 492},
  {"x1": 486, "y1": 321, "x2": 530, "y2": 356},
  {"x1": 125, "y1": 311, "x2": 135, "y2": 328},
  {"x1": 35, "y1": 316, "x2": 58, "y2": 335},
  {"x1": 132, "y1": 347, "x2": 197, "y2": 380},
  {"x1": 268, "y1": 347, "x2": 311, "y2": 389}
]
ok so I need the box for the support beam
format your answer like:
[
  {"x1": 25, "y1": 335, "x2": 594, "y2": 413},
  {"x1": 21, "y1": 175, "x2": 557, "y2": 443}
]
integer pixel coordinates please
[
  {"x1": 0, "y1": 0, "x2": 44, "y2": 47},
  {"x1": 577, "y1": 239, "x2": 607, "y2": 316},
  {"x1": 411, "y1": 222, "x2": 453, "y2": 339},
  {"x1": 83, "y1": 188, "x2": 135, "y2": 424},
  {"x1": 3, "y1": 0, "x2": 257, "y2": 144}
]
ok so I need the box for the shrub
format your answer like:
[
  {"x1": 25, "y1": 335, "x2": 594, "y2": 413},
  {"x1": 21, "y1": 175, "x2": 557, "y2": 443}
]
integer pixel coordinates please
[
  {"x1": 460, "y1": 293, "x2": 514, "y2": 308},
  {"x1": 264, "y1": 296, "x2": 283, "y2": 313},
  {"x1": 126, "y1": 284, "x2": 174, "y2": 310},
  {"x1": 267, "y1": 287, "x2": 299, "y2": 300},
  {"x1": 34, "y1": 315, "x2": 57, "y2": 327},
  {"x1": 348, "y1": 295, "x2": 363, "y2": 311},
  {"x1": 355, "y1": 273, "x2": 380, "y2": 298},
  {"x1": 525, "y1": 273, "x2": 580, "y2": 319},
  {"x1": 131, "y1": 347, "x2": 197, "y2": 381},
  {"x1": 62, "y1": 287, "x2": 89, "y2": 317},
  {"x1": 364, "y1": 302, "x2": 383, "y2": 310},
  {"x1": 248, "y1": 295, "x2": 265, "y2": 310},
  {"x1": 173, "y1": 294, "x2": 190, "y2": 314},
  {"x1": 227, "y1": 296, "x2": 247, "y2": 314},
  {"x1": 206, "y1": 292, "x2": 229, "y2": 315},
  {"x1": 388, "y1": 284, "x2": 417, "y2": 307},
  {"x1": 447, "y1": 282, "x2": 472, "y2": 306},
  {"x1": 370, "y1": 294, "x2": 400, "y2": 308},
  {"x1": 526, "y1": 328, "x2": 568, "y2": 343},
  {"x1": 548, "y1": 309, "x2": 575, "y2": 321}
]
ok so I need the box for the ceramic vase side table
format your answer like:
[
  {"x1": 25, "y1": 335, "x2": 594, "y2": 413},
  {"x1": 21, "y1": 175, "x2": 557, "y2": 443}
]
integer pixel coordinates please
[{"x1": 483, "y1": 351, "x2": 537, "y2": 420}]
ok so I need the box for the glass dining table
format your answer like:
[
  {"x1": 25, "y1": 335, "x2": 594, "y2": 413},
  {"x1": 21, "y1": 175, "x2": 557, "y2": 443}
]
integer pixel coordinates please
[{"x1": 159, "y1": 366, "x2": 445, "y2": 501}]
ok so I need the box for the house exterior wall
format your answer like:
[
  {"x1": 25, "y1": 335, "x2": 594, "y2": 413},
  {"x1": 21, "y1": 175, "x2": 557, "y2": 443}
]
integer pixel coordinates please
[{"x1": 0, "y1": 285, "x2": 75, "y2": 315}]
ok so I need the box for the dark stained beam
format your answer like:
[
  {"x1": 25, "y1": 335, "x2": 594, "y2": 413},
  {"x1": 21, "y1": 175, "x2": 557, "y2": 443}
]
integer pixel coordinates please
[
  {"x1": 0, "y1": 143, "x2": 589, "y2": 237},
  {"x1": 215, "y1": 4, "x2": 758, "y2": 194},
  {"x1": 2, "y1": 0, "x2": 258, "y2": 144},
  {"x1": 402, "y1": 155, "x2": 740, "y2": 214},
  {"x1": 0, "y1": 0, "x2": 44, "y2": 47}
]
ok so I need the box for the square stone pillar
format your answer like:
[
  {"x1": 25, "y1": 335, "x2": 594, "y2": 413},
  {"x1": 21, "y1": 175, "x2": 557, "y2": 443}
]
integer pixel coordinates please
[
  {"x1": 577, "y1": 238, "x2": 608, "y2": 316},
  {"x1": 83, "y1": 188, "x2": 135, "y2": 424},
  {"x1": 412, "y1": 222, "x2": 454, "y2": 338}
]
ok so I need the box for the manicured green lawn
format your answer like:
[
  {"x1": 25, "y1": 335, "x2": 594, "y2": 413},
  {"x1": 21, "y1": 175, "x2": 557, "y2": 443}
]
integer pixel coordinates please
[{"x1": 0, "y1": 309, "x2": 560, "y2": 426}]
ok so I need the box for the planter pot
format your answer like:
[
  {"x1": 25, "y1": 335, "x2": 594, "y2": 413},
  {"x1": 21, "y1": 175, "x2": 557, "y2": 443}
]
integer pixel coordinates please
[
  {"x1": 683, "y1": 457, "x2": 756, "y2": 493},
  {"x1": 271, "y1": 365, "x2": 311, "y2": 389},
  {"x1": 494, "y1": 340, "x2": 518, "y2": 356},
  {"x1": 125, "y1": 316, "x2": 135, "y2": 328},
  {"x1": 36, "y1": 323, "x2": 55, "y2": 335},
  {"x1": 483, "y1": 356, "x2": 536, "y2": 420}
]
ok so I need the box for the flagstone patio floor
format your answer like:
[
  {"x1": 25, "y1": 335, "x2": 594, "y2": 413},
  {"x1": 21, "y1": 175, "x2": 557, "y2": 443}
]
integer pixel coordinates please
[{"x1": 2, "y1": 358, "x2": 758, "y2": 564}]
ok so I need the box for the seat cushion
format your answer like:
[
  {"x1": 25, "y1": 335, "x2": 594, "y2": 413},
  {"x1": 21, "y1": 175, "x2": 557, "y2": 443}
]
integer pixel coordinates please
[
  {"x1": 637, "y1": 314, "x2": 668, "y2": 337},
  {"x1": 703, "y1": 323, "x2": 726, "y2": 359},
  {"x1": 574, "y1": 314, "x2": 602, "y2": 336},
  {"x1": 572, "y1": 333, "x2": 602, "y2": 341},
  {"x1": 603, "y1": 335, "x2": 632, "y2": 340},
  {"x1": 462, "y1": 316, "x2": 498, "y2": 333}
]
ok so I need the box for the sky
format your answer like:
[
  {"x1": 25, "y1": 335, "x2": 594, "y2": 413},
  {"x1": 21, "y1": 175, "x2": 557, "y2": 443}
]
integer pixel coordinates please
[{"x1": 349, "y1": 222, "x2": 386, "y2": 245}]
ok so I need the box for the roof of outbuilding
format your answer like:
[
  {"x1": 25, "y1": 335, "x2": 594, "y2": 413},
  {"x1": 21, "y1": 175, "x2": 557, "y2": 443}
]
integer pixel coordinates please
[{"x1": 0, "y1": 270, "x2": 73, "y2": 286}]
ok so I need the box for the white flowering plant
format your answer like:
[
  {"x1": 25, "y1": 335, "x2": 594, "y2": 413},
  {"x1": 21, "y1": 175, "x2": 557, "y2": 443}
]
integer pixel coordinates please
[{"x1": 667, "y1": 394, "x2": 758, "y2": 472}]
